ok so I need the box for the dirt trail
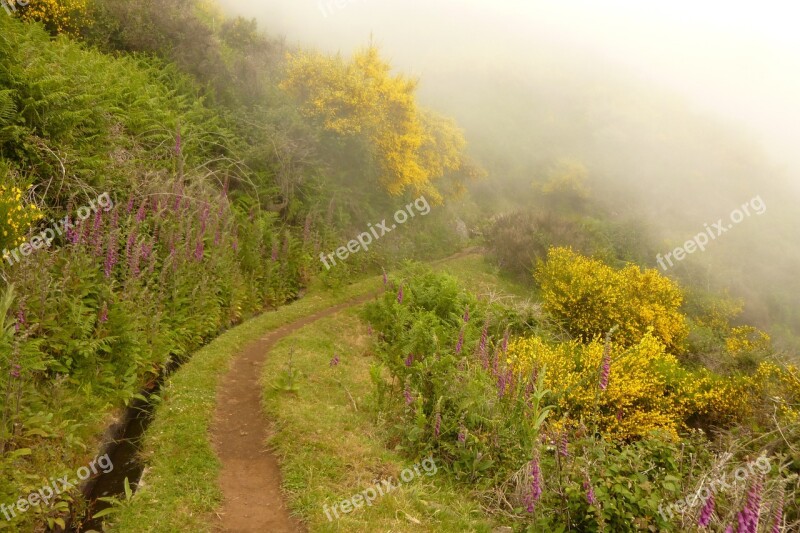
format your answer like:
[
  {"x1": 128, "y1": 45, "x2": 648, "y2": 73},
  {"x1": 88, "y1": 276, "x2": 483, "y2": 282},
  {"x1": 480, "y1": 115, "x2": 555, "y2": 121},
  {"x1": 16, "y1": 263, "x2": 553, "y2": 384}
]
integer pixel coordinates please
[{"x1": 211, "y1": 292, "x2": 375, "y2": 532}]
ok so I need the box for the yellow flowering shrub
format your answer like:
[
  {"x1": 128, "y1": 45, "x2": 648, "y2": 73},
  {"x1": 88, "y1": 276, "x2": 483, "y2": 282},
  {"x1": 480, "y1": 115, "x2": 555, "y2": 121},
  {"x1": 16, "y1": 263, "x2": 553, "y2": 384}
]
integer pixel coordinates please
[
  {"x1": 725, "y1": 325, "x2": 772, "y2": 355},
  {"x1": 8, "y1": 0, "x2": 87, "y2": 35},
  {"x1": 508, "y1": 333, "x2": 673, "y2": 439},
  {"x1": 535, "y1": 247, "x2": 688, "y2": 351},
  {"x1": 280, "y1": 45, "x2": 469, "y2": 203},
  {"x1": 0, "y1": 184, "x2": 42, "y2": 251},
  {"x1": 748, "y1": 361, "x2": 800, "y2": 421},
  {"x1": 507, "y1": 331, "x2": 746, "y2": 440}
]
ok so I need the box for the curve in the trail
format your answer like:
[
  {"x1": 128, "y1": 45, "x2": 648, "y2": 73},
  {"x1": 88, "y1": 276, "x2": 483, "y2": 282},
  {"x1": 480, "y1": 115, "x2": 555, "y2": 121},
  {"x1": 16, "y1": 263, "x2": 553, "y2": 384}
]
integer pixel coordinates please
[{"x1": 211, "y1": 292, "x2": 376, "y2": 532}]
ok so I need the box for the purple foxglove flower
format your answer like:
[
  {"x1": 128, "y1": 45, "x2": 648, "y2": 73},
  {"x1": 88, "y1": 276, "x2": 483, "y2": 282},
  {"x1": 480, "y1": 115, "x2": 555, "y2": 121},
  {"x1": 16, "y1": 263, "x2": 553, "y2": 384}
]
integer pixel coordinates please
[
  {"x1": 477, "y1": 317, "x2": 489, "y2": 359},
  {"x1": 457, "y1": 425, "x2": 467, "y2": 443},
  {"x1": 397, "y1": 286, "x2": 404, "y2": 304},
  {"x1": 104, "y1": 234, "x2": 118, "y2": 278},
  {"x1": 125, "y1": 230, "x2": 139, "y2": 276},
  {"x1": 79, "y1": 215, "x2": 92, "y2": 244},
  {"x1": 723, "y1": 527, "x2": 733, "y2": 533},
  {"x1": 599, "y1": 346, "x2": 611, "y2": 391},
  {"x1": 558, "y1": 432, "x2": 569, "y2": 458},
  {"x1": 698, "y1": 493, "x2": 715, "y2": 527},
  {"x1": 455, "y1": 328, "x2": 465, "y2": 354},
  {"x1": 330, "y1": 354, "x2": 340, "y2": 367},
  {"x1": 136, "y1": 200, "x2": 147, "y2": 223},
  {"x1": 736, "y1": 479, "x2": 763, "y2": 533},
  {"x1": 99, "y1": 302, "x2": 109, "y2": 323},
  {"x1": 194, "y1": 239, "x2": 204, "y2": 262},
  {"x1": 524, "y1": 456, "x2": 542, "y2": 512},
  {"x1": 382, "y1": 268, "x2": 388, "y2": 286},
  {"x1": 66, "y1": 217, "x2": 80, "y2": 244},
  {"x1": 92, "y1": 208, "x2": 103, "y2": 233},
  {"x1": 214, "y1": 227, "x2": 221, "y2": 247},
  {"x1": 10, "y1": 364, "x2": 21, "y2": 379},
  {"x1": 141, "y1": 242, "x2": 154, "y2": 261},
  {"x1": 497, "y1": 372, "x2": 508, "y2": 398},
  {"x1": 200, "y1": 204, "x2": 210, "y2": 233},
  {"x1": 583, "y1": 476, "x2": 597, "y2": 506},
  {"x1": 126, "y1": 195, "x2": 135, "y2": 214},
  {"x1": 15, "y1": 309, "x2": 25, "y2": 333},
  {"x1": 771, "y1": 491, "x2": 783, "y2": 533},
  {"x1": 404, "y1": 353, "x2": 414, "y2": 367},
  {"x1": 463, "y1": 306, "x2": 469, "y2": 323},
  {"x1": 404, "y1": 383, "x2": 413, "y2": 405}
]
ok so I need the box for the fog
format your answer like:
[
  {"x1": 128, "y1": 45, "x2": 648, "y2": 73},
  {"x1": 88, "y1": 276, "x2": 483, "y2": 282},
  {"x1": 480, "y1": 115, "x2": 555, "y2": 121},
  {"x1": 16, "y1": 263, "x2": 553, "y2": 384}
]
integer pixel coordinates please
[
  {"x1": 217, "y1": 0, "x2": 800, "y2": 184},
  {"x1": 215, "y1": 0, "x2": 800, "y2": 343}
]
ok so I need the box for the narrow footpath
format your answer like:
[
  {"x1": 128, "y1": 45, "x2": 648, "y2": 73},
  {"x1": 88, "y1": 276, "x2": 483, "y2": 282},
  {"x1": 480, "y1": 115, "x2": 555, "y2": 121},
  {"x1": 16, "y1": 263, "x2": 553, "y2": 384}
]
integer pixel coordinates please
[{"x1": 211, "y1": 293, "x2": 375, "y2": 532}]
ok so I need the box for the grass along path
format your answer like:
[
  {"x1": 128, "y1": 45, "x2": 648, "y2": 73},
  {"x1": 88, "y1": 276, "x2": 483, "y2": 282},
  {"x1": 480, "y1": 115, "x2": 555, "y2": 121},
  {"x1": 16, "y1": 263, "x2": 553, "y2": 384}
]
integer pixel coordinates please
[
  {"x1": 108, "y1": 276, "x2": 381, "y2": 532},
  {"x1": 260, "y1": 307, "x2": 498, "y2": 532}
]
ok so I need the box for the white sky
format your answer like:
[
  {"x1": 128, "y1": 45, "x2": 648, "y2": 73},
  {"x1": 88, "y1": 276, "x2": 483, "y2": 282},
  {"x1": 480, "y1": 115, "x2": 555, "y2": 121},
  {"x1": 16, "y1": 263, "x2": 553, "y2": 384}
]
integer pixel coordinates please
[{"x1": 219, "y1": 0, "x2": 800, "y2": 181}]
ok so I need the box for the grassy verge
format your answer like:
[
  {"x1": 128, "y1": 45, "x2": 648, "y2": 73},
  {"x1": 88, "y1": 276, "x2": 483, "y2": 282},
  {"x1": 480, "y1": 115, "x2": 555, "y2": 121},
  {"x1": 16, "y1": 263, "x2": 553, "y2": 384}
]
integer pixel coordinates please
[
  {"x1": 261, "y1": 308, "x2": 498, "y2": 532},
  {"x1": 111, "y1": 252, "x2": 525, "y2": 532},
  {"x1": 431, "y1": 251, "x2": 531, "y2": 299},
  {"x1": 109, "y1": 275, "x2": 382, "y2": 532}
]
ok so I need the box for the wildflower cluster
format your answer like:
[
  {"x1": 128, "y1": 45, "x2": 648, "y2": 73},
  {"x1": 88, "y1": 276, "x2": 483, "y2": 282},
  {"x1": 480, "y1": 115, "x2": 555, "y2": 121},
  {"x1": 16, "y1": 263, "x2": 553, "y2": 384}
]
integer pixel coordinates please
[
  {"x1": 536, "y1": 246, "x2": 688, "y2": 351},
  {"x1": 0, "y1": 185, "x2": 41, "y2": 250}
]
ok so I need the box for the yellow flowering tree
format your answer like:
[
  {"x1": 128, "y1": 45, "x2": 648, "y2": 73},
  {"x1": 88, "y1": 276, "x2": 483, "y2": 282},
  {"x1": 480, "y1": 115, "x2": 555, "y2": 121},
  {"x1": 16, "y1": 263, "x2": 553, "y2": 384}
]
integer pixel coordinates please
[
  {"x1": 280, "y1": 45, "x2": 476, "y2": 203},
  {"x1": 0, "y1": 184, "x2": 42, "y2": 252},
  {"x1": 8, "y1": 0, "x2": 87, "y2": 35},
  {"x1": 535, "y1": 247, "x2": 688, "y2": 351}
]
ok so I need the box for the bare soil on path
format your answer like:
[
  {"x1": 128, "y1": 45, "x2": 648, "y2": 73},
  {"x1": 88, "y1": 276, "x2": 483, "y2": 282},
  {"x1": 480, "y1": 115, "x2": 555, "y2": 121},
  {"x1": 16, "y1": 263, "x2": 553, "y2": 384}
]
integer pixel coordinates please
[{"x1": 211, "y1": 292, "x2": 375, "y2": 532}]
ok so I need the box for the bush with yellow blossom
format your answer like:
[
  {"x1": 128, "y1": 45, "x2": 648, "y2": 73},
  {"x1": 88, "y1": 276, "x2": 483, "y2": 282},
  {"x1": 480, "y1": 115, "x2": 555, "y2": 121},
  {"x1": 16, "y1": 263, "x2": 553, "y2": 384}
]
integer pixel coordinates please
[
  {"x1": 0, "y1": 184, "x2": 42, "y2": 252},
  {"x1": 7, "y1": 0, "x2": 88, "y2": 35},
  {"x1": 507, "y1": 331, "x2": 749, "y2": 440},
  {"x1": 535, "y1": 246, "x2": 688, "y2": 352}
]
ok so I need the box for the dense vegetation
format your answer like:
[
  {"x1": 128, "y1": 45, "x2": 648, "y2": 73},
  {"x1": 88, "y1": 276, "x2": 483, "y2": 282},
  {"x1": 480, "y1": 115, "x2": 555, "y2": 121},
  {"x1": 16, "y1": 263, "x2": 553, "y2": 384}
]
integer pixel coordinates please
[
  {"x1": 0, "y1": 1, "x2": 799, "y2": 532},
  {"x1": 0, "y1": 3, "x2": 468, "y2": 529},
  {"x1": 363, "y1": 263, "x2": 799, "y2": 531}
]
